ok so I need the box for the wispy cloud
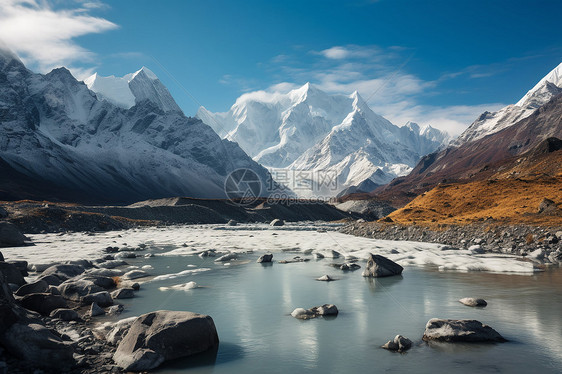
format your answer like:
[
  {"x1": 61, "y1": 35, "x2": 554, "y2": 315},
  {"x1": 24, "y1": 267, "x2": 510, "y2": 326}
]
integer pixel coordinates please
[
  {"x1": 258, "y1": 44, "x2": 507, "y2": 136},
  {"x1": 0, "y1": 0, "x2": 117, "y2": 79}
]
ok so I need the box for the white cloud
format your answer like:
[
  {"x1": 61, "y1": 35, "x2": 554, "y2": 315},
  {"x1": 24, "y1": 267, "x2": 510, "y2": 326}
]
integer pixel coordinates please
[
  {"x1": 0, "y1": 0, "x2": 117, "y2": 77},
  {"x1": 263, "y1": 44, "x2": 507, "y2": 137}
]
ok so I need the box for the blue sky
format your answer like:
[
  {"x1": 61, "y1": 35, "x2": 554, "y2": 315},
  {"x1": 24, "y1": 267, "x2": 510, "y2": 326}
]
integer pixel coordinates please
[{"x1": 0, "y1": 0, "x2": 561, "y2": 135}]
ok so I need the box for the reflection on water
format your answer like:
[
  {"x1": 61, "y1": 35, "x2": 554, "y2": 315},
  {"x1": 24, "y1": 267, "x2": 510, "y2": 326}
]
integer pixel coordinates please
[{"x1": 118, "y1": 252, "x2": 562, "y2": 374}]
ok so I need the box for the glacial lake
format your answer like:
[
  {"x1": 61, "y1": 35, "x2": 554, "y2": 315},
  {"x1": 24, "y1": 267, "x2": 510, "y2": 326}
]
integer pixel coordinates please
[{"x1": 5, "y1": 224, "x2": 562, "y2": 373}]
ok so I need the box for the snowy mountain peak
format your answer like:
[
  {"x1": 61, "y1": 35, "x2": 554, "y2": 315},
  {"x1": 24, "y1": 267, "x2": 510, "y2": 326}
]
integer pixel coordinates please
[
  {"x1": 454, "y1": 61, "x2": 562, "y2": 146},
  {"x1": 198, "y1": 85, "x2": 450, "y2": 196},
  {"x1": 85, "y1": 67, "x2": 182, "y2": 113}
]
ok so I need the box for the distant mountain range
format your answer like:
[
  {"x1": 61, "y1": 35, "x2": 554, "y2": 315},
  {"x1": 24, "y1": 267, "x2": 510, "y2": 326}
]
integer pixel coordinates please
[
  {"x1": 198, "y1": 83, "x2": 450, "y2": 197},
  {"x1": 0, "y1": 49, "x2": 274, "y2": 203}
]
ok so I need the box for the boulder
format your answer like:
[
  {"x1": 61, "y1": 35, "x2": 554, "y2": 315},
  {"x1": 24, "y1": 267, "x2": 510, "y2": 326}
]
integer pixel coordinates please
[
  {"x1": 90, "y1": 302, "x2": 105, "y2": 317},
  {"x1": 362, "y1": 254, "x2": 403, "y2": 278},
  {"x1": 0, "y1": 322, "x2": 75, "y2": 370},
  {"x1": 36, "y1": 274, "x2": 62, "y2": 286},
  {"x1": 93, "y1": 317, "x2": 137, "y2": 345},
  {"x1": 87, "y1": 268, "x2": 123, "y2": 277},
  {"x1": 65, "y1": 259, "x2": 95, "y2": 269},
  {"x1": 257, "y1": 253, "x2": 273, "y2": 263},
  {"x1": 79, "y1": 275, "x2": 116, "y2": 289},
  {"x1": 122, "y1": 270, "x2": 150, "y2": 280},
  {"x1": 113, "y1": 310, "x2": 219, "y2": 371},
  {"x1": 111, "y1": 288, "x2": 135, "y2": 299},
  {"x1": 339, "y1": 262, "x2": 361, "y2": 271},
  {"x1": 97, "y1": 260, "x2": 128, "y2": 269},
  {"x1": 42, "y1": 264, "x2": 85, "y2": 281},
  {"x1": 0, "y1": 262, "x2": 25, "y2": 287},
  {"x1": 29, "y1": 263, "x2": 57, "y2": 273},
  {"x1": 0, "y1": 222, "x2": 30, "y2": 247},
  {"x1": 459, "y1": 298, "x2": 487, "y2": 307},
  {"x1": 227, "y1": 219, "x2": 238, "y2": 226},
  {"x1": 82, "y1": 291, "x2": 113, "y2": 307},
  {"x1": 15, "y1": 280, "x2": 49, "y2": 296},
  {"x1": 291, "y1": 304, "x2": 338, "y2": 319},
  {"x1": 49, "y1": 308, "x2": 82, "y2": 321},
  {"x1": 316, "y1": 275, "x2": 335, "y2": 281},
  {"x1": 270, "y1": 219, "x2": 285, "y2": 227},
  {"x1": 57, "y1": 279, "x2": 104, "y2": 301},
  {"x1": 422, "y1": 318, "x2": 506, "y2": 343},
  {"x1": 382, "y1": 335, "x2": 412, "y2": 352},
  {"x1": 19, "y1": 293, "x2": 67, "y2": 316},
  {"x1": 108, "y1": 304, "x2": 125, "y2": 315}
]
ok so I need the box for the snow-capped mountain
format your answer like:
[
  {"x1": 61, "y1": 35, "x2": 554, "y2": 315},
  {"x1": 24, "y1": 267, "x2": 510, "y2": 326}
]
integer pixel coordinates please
[
  {"x1": 0, "y1": 49, "x2": 275, "y2": 203},
  {"x1": 454, "y1": 62, "x2": 562, "y2": 146},
  {"x1": 197, "y1": 83, "x2": 449, "y2": 196}
]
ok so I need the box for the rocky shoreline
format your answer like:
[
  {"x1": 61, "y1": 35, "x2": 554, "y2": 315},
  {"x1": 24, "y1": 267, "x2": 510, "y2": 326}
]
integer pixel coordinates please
[{"x1": 339, "y1": 221, "x2": 562, "y2": 265}]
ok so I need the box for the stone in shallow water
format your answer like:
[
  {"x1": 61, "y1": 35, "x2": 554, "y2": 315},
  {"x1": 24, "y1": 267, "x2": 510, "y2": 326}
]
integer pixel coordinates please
[
  {"x1": 362, "y1": 254, "x2": 403, "y2": 278},
  {"x1": 123, "y1": 270, "x2": 150, "y2": 280},
  {"x1": 257, "y1": 253, "x2": 273, "y2": 263},
  {"x1": 459, "y1": 297, "x2": 487, "y2": 307},
  {"x1": 316, "y1": 275, "x2": 335, "y2": 282},
  {"x1": 291, "y1": 304, "x2": 338, "y2": 319},
  {"x1": 422, "y1": 318, "x2": 506, "y2": 343},
  {"x1": 90, "y1": 302, "x2": 105, "y2": 317},
  {"x1": 382, "y1": 335, "x2": 412, "y2": 352}
]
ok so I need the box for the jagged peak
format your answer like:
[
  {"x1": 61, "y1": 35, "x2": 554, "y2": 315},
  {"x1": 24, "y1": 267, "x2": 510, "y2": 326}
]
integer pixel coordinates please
[
  {"x1": 128, "y1": 66, "x2": 158, "y2": 82},
  {"x1": 516, "y1": 61, "x2": 562, "y2": 107}
]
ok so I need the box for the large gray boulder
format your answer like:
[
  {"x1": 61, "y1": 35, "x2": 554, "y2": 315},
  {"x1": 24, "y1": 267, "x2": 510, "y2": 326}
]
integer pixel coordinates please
[
  {"x1": 19, "y1": 293, "x2": 68, "y2": 316},
  {"x1": 111, "y1": 288, "x2": 135, "y2": 299},
  {"x1": 0, "y1": 322, "x2": 75, "y2": 370},
  {"x1": 42, "y1": 264, "x2": 85, "y2": 281},
  {"x1": 113, "y1": 310, "x2": 219, "y2": 371},
  {"x1": 362, "y1": 254, "x2": 403, "y2": 278},
  {"x1": 422, "y1": 318, "x2": 506, "y2": 343},
  {"x1": 57, "y1": 279, "x2": 104, "y2": 301},
  {"x1": 0, "y1": 222, "x2": 30, "y2": 248},
  {"x1": 15, "y1": 280, "x2": 49, "y2": 296}
]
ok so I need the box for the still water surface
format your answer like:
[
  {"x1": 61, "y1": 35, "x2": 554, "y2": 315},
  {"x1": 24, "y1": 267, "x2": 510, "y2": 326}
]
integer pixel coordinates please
[{"x1": 114, "y1": 250, "x2": 562, "y2": 374}]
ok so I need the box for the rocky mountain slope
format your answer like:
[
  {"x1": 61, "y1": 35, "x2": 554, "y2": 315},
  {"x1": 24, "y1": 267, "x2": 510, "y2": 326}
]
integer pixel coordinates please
[
  {"x1": 377, "y1": 92, "x2": 562, "y2": 200},
  {"x1": 197, "y1": 83, "x2": 449, "y2": 196},
  {"x1": 0, "y1": 49, "x2": 275, "y2": 204}
]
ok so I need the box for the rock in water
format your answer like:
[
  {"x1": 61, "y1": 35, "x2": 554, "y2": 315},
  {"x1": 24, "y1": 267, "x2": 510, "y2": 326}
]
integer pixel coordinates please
[
  {"x1": 112, "y1": 288, "x2": 135, "y2": 299},
  {"x1": 270, "y1": 219, "x2": 285, "y2": 227},
  {"x1": 0, "y1": 222, "x2": 30, "y2": 248},
  {"x1": 422, "y1": 318, "x2": 506, "y2": 342},
  {"x1": 291, "y1": 304, "x2": 338, "y2": 319},
  {"x1": 257, "y1": 253, "x2": 273, "y2": 263},
  {"x1": 459, "y1": 298, "x2": 487, "y2": 307},
  {"x1": 382, "y1": 335, "x2": 413, "y2": 352},
  {"x1": 82, "y1": 291, "x2": 113, "y2": 307},
  {"x1": 113, "y1": 310, "x2": 219, "y2": 371},
  {"x1": 362, "y1": 254, "x2": 403, "y2": 277},
  {"x1": 316, "y1": 275, "x2": 335, "y2": 281}
]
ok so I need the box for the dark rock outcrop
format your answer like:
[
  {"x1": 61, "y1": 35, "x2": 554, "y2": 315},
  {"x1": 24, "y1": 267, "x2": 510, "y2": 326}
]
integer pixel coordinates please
[
  {"x1": 19, "y1": 293, "x2": 67, "y2": 316},
  {"x1": 113, "y1": 310, "x2": 219, "y2": 371},
  {"x1": 0, "y1": 222, "x2": 29, "y2": 247}
]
